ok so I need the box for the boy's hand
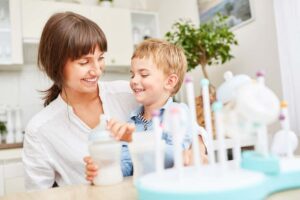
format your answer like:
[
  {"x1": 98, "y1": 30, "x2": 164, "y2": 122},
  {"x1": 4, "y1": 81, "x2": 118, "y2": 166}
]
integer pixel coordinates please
[
  {"x1": 107, "y1": 119, "x2": 135, "y2": 142},
  {"x1": 83, "y1": 156, "x2": 98, "y2": 182}
]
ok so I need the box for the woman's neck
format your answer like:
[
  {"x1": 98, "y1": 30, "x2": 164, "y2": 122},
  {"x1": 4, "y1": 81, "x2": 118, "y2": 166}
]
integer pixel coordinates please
[
  {"x1": 142, "y1": 97, "x2": 170, "y2": 120},
  {"x1": 61, "y1": 86, "x2": 103, "y2": 129},
  {"x1": 60, "y1": 87, "x2": 99, "y2": 107}
]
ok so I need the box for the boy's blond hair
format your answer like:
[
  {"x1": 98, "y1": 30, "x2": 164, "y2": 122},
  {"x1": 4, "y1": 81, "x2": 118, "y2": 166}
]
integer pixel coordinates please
[{"x1": 132, "y1": 38, "x2": 187, "y2": 96}]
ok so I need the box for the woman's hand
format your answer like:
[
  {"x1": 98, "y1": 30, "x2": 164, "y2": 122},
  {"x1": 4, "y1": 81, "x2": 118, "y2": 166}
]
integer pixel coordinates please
[
  {"x1": 107, "y1": 119, "x2": 135, "y2": 142},
  {"x1": 83, "y1": 156, "x2": 98, "y2": 182},
  {"x1": 182, "y1": 135, "x2": 209, "y2": 166},
  {"x1": 198, "y1": 135, "x2": 209, "y2": 164}
]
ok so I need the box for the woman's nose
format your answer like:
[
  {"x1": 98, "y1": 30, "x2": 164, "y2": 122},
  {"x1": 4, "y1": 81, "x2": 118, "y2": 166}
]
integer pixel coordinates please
[{"x1": 90, "y1": 61, "x2": 102, "y2": 76}]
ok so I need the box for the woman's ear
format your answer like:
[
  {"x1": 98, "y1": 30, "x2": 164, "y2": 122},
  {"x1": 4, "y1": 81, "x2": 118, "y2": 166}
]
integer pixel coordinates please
[{"x1": 164, "y1": 74, "x2": 178, "y2": 91}]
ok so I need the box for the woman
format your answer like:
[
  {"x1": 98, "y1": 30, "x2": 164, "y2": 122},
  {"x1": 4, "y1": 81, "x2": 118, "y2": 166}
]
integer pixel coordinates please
[{"x1": 22, "y1": 12, "x2": 138, "y2": 190}]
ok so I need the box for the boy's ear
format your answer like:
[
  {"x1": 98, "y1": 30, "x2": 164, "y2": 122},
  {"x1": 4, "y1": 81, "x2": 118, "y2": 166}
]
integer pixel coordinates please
[{"x1": 164, "y1": 74, "x2": 178, "y2": 91}]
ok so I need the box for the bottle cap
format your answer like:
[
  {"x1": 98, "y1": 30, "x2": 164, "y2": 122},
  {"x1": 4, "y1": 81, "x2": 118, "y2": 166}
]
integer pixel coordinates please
[
  {"x1": 201, "y1": 79, "x2": 209, "y2": 86},
  {"x1": 89, "y1": 114, "x2": 113, "y2": 142},
  {"x1": 280, "y1": 101, "x2": 288, "y2": 108},
  {"x1": 212, "y1": 101, "x2": 223, "y2": 112},
  {"x1": 184, "y1": 74, "x2": 193, "y2": 83}
]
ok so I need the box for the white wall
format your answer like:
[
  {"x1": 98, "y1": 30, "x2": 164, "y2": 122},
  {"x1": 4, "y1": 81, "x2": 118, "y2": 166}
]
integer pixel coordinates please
[
  {"x1": 209, "y1": 0, "x2": 282, "y2": 134},
  {"x1": 152, "y1": 0, "x2": 282, "y2": 99},
  {"x1": 151, "y1": 0, "x2": 283, "y2": 136},
  {"x1": 147, "y1": 0, "x2": 199, "y2": 36},
  {"x1": 0, "y1": 67, "x2": 45, "y2": 131},
  {"x1": 147, "y1": 0, "x2": 202, "y2": 98},
  {"x1": 211, "y1": 0, "x2": 282, "y2": 98}
]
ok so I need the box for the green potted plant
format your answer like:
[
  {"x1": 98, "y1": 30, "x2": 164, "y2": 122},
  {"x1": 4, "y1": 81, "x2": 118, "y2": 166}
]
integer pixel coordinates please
[
  {"x1": 0, "y1": 121, "x2": 7, "y2": 143},
  {"x1": 98, "y1": 0, "x2": 113, "y2": 7},
  {"x1": 165, "y1": 14, "x2": 238, "y2": 129},
  {"x1": 165, "y1": 13, "x2": 238, "y2": 82}
]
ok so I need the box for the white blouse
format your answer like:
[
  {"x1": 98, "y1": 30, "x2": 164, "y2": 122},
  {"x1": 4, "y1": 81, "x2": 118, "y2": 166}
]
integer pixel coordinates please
[{"x1": 22, "y1": 81, "x2": 139, "y2": 191}]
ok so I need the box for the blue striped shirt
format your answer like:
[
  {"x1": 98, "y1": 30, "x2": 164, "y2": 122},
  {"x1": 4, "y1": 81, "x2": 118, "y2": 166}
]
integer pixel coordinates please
[{"x1": 120, "y1": 98, "x2": 196, "y2": 177}]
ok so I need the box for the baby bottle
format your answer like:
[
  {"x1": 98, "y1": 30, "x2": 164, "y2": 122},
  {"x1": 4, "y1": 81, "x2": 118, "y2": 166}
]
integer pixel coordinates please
[{"x1": 88, "y1": 115, "x2": 123, "y2": 186}]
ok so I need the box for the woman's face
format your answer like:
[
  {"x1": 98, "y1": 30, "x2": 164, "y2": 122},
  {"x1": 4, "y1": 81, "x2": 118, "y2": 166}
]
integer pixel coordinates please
[{"x1": 63, "y1": 45, "x2": 105, "y2": 95}]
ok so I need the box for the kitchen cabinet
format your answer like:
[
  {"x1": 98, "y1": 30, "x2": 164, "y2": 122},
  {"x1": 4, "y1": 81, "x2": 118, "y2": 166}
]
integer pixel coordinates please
[
  {"x1": 91, "y1": 8, "x2": 133, "y2": 67},
  {"x1": 131, "y1": 11, "x2": 160, "y2": 47},
  {"x1": 21, "y1": 0, "x2": 133, "y2": 67},
  {"x1": 0, "y1": 148, "x2": 24, "y2": 196},
  {"x1": 21, "y1": 0, "x2": 91, "y2": 42},
  {"x1": 0, "y1": 0, "x2": 23, "y2": 65},
  {"x1": 0, "y1": 164, "x2": 4, "y2": 196},
  {"x1": 3, "y1": 160, "x2": 25, "y2": 195}
]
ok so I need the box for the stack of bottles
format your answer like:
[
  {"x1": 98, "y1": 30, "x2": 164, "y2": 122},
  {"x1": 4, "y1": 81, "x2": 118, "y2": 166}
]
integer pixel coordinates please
[{"x1": 134, "y1": 71, "x2": 300, "y2": 200}]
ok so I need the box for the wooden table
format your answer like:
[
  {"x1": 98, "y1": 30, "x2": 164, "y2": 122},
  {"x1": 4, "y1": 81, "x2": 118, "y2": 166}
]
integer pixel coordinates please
[
  {"x1": 0, "y1": 178, "x2": 136, "y2": 200},
  {"x1": 0, "y1": 178, "x2": 299, "y2": 200}
]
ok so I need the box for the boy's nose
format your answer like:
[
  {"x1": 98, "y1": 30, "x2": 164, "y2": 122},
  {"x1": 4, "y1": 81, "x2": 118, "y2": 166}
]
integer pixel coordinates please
[{"x1": 131, "y1": 75, "x2": 140, "y2": 84}]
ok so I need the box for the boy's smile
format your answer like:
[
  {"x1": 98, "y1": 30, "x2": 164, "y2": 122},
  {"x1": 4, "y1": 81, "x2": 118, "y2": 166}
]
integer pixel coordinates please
[
  {"x1": 130, "y1": 57, "x2": 171, "y2": 110},
  {"x1": 132, "y1": 88, "x2": 145, "y2": 95}
]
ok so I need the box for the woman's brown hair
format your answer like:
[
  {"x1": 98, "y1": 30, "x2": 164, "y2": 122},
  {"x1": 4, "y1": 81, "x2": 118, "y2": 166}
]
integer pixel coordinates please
[{"x1": 38, "y1": 12, "x2": 107, "y2": 106}]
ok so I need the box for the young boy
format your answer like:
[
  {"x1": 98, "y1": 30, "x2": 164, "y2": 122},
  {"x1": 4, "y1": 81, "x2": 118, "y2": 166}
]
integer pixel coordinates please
[{"x1": 85, "y1": 39, "x2": 207, "y2": 181}]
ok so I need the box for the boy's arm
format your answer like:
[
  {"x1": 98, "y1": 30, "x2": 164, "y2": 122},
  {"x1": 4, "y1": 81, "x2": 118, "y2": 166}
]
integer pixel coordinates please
[
  {"x1": 121, "y1": 144, "x2": 133, "y2": 176},
  {"x1": 107, "y1": 118, "x2": 135, "y2": 142}
]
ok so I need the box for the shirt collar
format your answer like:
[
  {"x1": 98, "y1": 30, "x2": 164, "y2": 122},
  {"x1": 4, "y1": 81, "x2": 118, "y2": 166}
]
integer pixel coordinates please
[{"x1": 130, "y1": 97, "x2": 174, "y2": 120}]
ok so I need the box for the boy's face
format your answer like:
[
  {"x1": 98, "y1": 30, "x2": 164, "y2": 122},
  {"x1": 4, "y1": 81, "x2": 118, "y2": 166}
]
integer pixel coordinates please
[{"x1": 130, "y1": 57, "x2": 174, "y2": 107}]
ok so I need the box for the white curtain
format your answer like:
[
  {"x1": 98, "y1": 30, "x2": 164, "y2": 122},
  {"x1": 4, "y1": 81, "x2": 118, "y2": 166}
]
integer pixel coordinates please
[{"x1": 273, "y1": 0, "x2": 300, "y2": 136}]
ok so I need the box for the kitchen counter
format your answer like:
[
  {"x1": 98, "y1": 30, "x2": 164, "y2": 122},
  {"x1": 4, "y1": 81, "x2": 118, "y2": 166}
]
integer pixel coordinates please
[
  {"x1": 0, "y1": 148, "x2": 22, "y2": 160},
  {"x1": 0, "y1": 143, "x2": 23, "y2": 150},
  {"x1": 0, "y1": 177, "x2": 299, "y2": 200}
]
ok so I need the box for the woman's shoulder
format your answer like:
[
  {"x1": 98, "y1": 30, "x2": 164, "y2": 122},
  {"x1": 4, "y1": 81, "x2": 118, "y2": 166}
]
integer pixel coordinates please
[
  {"x1": 26, "y1": 97, "x2": 65, "y2": 135},
  {"x1": 99, "y1": 80, "x2": 132, "y2": 94}
]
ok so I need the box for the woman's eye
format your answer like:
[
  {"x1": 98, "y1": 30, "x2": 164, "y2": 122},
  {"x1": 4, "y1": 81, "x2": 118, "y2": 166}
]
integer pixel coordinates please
[
  {"x1": 79, "y1": 60, "x2": 88, "y2": 65},
  {"x1": 141, "y1": 74, "x2": 149, "y2": 78},
  {"x1": 98, "y1": 56, "x2": 104, "y2": 61}
]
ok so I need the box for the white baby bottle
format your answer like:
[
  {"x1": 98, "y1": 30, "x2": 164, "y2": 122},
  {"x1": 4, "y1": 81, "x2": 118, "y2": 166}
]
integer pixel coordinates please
[{"x1": 88, "y1": 114, "x2": 123, "y2": 186}]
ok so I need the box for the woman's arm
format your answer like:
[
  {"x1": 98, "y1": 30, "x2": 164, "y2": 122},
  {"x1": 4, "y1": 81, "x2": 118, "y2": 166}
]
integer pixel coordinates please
[
  {"x1": 22, "y1": 127, "x2": 55, "y2": 191},
  {"x1": 84, "y1": 156, "x2": 98, "y2": 182},
  {"x1": 182, "y1": 135, "x2": 208, "y2": 166},
  {"x1": 179, "y1": 103, "x2": 209, "y2": 165}
]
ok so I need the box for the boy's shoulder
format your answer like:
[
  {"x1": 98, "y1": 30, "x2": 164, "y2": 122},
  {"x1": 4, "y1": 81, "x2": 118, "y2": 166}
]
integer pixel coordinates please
[{"x1": 165, "y1": 99, "x2": 190, "y2": 111}]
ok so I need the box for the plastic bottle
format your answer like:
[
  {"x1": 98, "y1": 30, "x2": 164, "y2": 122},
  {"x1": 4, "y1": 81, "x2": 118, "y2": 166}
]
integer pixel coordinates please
[
  {"x1": 6, "y1": 106, "x2": 14, "y2": 144},
  {"x1": 15, "y1": 106, "x2": 23, "y2": 143},
  {"x1": 88, "y1": 114, "x2": 123, "y2": 186}
]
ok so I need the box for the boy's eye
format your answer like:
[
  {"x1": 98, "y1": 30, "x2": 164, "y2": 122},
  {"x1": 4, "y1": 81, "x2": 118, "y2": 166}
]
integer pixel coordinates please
[{"x1": 141, "y1": 74, "x2": 149, "y2": 78}]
